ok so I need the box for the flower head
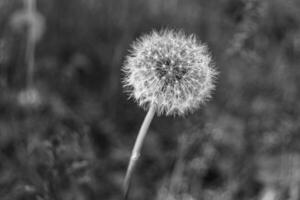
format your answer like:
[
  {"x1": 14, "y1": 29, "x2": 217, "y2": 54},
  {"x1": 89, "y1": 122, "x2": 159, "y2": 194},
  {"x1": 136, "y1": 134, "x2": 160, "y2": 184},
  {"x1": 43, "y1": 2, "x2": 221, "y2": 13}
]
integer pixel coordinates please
[
  {"x1": 17, "y1": 87, "x2": 42, "y2": 108},
  {"x1": 123, "y1": 29, "x2": 217, "y2": 116}
]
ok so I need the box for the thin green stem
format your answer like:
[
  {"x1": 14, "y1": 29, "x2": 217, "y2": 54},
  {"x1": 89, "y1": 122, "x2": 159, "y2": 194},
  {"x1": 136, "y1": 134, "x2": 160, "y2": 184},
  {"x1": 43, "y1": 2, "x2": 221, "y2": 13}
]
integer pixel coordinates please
[{"x1": 123, "y1": 103, "x2": 156, "y2": 200}]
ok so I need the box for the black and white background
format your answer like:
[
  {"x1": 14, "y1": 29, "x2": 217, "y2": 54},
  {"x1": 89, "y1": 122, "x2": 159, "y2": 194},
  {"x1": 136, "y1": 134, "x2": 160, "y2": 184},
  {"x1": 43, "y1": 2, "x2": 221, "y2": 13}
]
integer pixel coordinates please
[{"x1": 0, "y1": 0, "x2": 300, "y2": 199}]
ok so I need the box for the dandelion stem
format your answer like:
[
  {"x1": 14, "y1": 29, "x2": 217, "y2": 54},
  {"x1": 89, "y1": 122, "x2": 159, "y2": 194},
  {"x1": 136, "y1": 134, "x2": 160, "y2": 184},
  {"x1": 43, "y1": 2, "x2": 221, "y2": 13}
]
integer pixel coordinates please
[
  {"x1": 25, "y1": 31, "x2": 35, "y2": 87},
  {"x1": 25, "y1": 0, "x2": 36, "y2": 88},
  {"x1": 123, "y1": 103, "x2": 156, "y2": 199}
]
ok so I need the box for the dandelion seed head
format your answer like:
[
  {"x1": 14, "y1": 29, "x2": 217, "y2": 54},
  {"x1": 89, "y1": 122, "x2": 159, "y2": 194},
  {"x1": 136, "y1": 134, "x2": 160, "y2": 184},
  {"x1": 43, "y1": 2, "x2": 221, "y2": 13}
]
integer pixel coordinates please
[
  {"x1": 123, "y1": 29, "x2": 217, "y2": 116},
  {"x1": 17, "y1": 87, "x2": 42, "y2": 108}
]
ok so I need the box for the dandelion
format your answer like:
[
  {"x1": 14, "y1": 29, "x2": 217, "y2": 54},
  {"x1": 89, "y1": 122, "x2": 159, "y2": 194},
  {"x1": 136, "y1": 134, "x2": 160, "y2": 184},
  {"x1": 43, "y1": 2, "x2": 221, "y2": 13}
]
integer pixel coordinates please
[
  {"x1": 10, "y1": 0, "x2": 45, "y2": 43},
  {"x1": 122, "y1": 29, "x2": 217, "y2": 199},
  {"x1": 123, "y1": 29, "x2": 216, "y2": 116},
  {"x1": 17, "y1": 87, "x2": 42, "y2": 108},
  {"x1": 10, "y1": 0, "x2": 45, "y2": 87}
]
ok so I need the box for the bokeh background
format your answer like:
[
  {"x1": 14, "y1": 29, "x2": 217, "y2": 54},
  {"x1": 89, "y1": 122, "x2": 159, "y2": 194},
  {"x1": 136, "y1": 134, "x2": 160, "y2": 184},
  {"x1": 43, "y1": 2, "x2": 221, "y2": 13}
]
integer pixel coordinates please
[{"x1": 1, "y1": 0, "x2": 300, "y2": 199}]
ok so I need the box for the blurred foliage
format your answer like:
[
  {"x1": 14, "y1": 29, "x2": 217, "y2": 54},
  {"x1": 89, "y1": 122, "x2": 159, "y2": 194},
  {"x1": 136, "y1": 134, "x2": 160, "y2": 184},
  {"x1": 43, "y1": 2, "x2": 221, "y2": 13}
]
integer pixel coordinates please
[{"x1": 0, "y1": 0, "x2": 300, "y2": 200}]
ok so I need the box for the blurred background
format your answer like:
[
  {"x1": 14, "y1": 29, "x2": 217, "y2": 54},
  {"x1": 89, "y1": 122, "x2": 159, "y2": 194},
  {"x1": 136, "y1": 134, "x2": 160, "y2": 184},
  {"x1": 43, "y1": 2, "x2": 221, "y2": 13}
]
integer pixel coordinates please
[{"x1": 0, "y1": 0, "x2": 300, "y2": 199}]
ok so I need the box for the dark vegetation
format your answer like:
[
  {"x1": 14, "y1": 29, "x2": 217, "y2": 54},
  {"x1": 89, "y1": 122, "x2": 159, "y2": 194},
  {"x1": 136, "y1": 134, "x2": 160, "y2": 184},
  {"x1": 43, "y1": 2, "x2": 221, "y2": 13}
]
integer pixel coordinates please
[{"x1": 0, "y1": 0, "x2": 300, "y2": 199}]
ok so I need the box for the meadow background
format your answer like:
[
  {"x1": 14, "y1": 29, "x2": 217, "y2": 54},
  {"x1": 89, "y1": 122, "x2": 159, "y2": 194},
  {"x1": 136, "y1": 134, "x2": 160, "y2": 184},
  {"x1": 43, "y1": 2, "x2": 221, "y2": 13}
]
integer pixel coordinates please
[{"x1": 0, "y1": 0, "x2": 300, "y2": 199}]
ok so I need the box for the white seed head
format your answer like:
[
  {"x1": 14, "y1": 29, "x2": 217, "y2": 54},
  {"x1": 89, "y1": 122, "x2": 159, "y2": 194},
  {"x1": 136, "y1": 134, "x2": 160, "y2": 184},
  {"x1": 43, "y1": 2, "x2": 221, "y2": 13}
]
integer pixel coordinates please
[{"x1": 122, "y1": 29, "x2": 217, "y2": 116}]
